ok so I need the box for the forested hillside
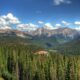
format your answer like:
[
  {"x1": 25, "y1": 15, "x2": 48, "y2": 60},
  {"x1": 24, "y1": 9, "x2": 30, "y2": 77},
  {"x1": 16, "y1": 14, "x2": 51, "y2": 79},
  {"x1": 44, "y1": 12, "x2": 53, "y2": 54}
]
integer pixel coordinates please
[
  {"x1": 0, "y1": 42, "x2": 80, "y2": 80},
  {"x1": 54, "y1": 38, "x2": 80, "y2": 55}
]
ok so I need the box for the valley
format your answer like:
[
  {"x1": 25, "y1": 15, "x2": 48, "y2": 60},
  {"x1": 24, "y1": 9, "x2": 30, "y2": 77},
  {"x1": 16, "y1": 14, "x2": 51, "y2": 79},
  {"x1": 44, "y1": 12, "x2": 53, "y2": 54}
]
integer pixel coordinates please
[
  {"x1": 0, "y1": 28, "x2": 80, "y2": 80},
  {"x1": 0, "y1": 0, "x2": 80, "y2": 79}
]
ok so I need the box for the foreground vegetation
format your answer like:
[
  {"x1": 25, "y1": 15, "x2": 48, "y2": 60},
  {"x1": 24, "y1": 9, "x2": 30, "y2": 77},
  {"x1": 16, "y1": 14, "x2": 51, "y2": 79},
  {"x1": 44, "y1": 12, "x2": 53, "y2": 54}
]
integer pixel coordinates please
[{"x1": 0, "y1": 42, "x2": 80, "y2": 80}]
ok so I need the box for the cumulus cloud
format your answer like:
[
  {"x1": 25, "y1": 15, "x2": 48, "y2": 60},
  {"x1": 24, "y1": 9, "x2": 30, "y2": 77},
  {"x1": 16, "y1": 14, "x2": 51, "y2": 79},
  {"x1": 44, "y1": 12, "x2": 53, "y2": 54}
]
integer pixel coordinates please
[
  {"x1": 44, "y1": 23, "x2": 62, "y2": 30},
  {"x1": 2, "y1": 13, "x2": 20, "y2": 24},
  {"x1": 0, "y1": 13, "x2": 20, "y2": 30},
  {"x1": 53, "y1": 0, "x2": 71, "y2": 6},
  {"x1": 62, "y1": 20, "x2": 70, "y2": 27},
  {"x1": 44, "y1": 23, "x2": 54, "y2": 30},
  {"x1": 17, "y1": 23, "x2": 38, "y2": 31},
  {"x1": 44, "y1": 23, "x2": 61, "y2": 30}
]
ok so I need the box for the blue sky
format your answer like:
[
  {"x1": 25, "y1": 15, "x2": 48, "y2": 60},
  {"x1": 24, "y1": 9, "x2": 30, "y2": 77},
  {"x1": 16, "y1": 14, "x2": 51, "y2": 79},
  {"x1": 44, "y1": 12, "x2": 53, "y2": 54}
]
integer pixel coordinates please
[
  {"x1": 0, "y1": 0, "x2": 80, "y2": 30},
  {"x1": 0, "y1": 0, "x2": 80, "y2": 22}
]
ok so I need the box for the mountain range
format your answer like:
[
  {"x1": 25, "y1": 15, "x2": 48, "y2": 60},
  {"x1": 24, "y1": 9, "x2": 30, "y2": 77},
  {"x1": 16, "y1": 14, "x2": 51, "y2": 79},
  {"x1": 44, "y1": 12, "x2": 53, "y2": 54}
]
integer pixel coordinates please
[{"x1": 0, "y1": 27, "x2": 80, "y2": 48}]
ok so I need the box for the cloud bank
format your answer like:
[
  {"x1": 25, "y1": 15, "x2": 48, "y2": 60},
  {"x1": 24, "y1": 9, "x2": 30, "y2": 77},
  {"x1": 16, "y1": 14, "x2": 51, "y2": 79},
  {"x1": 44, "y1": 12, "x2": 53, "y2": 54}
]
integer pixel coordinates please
[
  {"x1": 17, "y1": 23, "x2": 38, "y2": 31},
  {"x1": 0, "y1": 13, "x2": 80, "y2": 31}
]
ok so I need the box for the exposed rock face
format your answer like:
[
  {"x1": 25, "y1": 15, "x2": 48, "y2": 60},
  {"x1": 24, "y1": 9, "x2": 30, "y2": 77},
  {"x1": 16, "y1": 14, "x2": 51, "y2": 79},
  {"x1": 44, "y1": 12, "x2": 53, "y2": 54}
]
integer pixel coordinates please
[
  {"x1": 0, "y1": 27, "x2": 79, "y2": 47},
  {"x1": 28, "y1": 27, "x2": 79, "y2": 39},
  {"x1": 0, "y1": 29, "x2": 27, "y2": 38},
  {"x1": 0, "y1": 27, "x2": 79, "y2": 40}
]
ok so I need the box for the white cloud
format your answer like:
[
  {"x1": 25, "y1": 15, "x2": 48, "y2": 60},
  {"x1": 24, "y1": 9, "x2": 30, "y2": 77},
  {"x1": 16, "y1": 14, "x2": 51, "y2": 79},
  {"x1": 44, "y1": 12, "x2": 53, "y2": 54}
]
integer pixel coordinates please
[
  {"x1": 74, "y1": 21, "x2": 80, "y2": 31},
  {"x1": 38, "y1": 21, "x2": 44, "y2": 24},
  {"x1": 44, "y1": 23, "x2": 54, "y2": 30},
  {"x1": 0, "y1": 26, "x2": 11, "y2": 30},
  {"x1": 17, "y1": 23, "x2": 38, "y2": 31},
  {"x1": 62, "y1": 20, "x2": 70, "y2": 27},
  {"x1": 44, "y1": 23, "x2": 61, "y2": 30},
  {"x1": 53, "y1": 0, "x2": 71, "y2": 6},
  {"x1": 55, "y1": 24, "x2": 61, "y2": 28},
  {"x1": 75, "y1": 27, "x2": 80, "y2": 31},
  {"x1": 74, "y1": 21, "x2": 80, "y2": 26},
  {"x1": 0, "y1": 18, "x2": 7, "y2": 25},
  {"x1": 2, "y1": 13, "x2": 20, "y2": 24},
  {"x1": 0, "y1": 13, "x2": 20, "y2": 30}
]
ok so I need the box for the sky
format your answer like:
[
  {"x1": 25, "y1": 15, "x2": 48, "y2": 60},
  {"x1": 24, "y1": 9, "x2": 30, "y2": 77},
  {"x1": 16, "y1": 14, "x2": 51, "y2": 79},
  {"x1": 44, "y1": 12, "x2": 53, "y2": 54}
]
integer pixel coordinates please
[{"x1": 0, "y1": 0, "x2": 80, "y2": 30}]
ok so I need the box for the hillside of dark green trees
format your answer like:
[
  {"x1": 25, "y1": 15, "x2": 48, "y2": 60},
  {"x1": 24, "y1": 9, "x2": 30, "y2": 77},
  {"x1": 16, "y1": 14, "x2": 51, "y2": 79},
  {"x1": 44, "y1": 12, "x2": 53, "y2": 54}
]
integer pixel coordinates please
[
  {"x1": 53, "y1": 38, "x2": 80, "y2": 55},
  {"x1": 0, "y1": 39, "x2": 80, "y2": 80}
]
